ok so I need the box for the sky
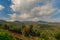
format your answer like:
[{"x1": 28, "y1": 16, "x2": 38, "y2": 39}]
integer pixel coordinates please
[{"x1": 0, "y1": 0, "x2": 60, "y2": 22}]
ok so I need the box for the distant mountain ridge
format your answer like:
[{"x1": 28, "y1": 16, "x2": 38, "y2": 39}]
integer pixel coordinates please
[
  {"x1": 0, "y1": 20, "x2": 60, "y2": 24},
  {"x1": 38, "y1": 20, "x2": 47, "y2": 23},
  {"x1": 0, "y1": 20, "x2": 7, "y2": 23}
]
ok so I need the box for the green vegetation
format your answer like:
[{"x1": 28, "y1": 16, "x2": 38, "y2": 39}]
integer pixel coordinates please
[
  {"x1": 0, "y1": 22, "x2": 60, "y2": 40},
  {"x1": 0, "y1": 29, "x2": 14, "y2": 40}
]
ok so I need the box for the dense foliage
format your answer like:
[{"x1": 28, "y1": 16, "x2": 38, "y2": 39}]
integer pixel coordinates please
[
  {"x1": 0, "y1": 22, "x2": 60, "y2": 40},
  {"x1": 0, "y1": 29, "x2": 14, "y2": 40}
]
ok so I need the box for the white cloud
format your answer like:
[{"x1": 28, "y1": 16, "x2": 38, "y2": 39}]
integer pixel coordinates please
[
  {"x1": 31, "y1": 3, "x2": 56, "y2": 16},
  {"x1": 19, "y1": 13, "x2": 30, "y2": 19},
  {"x1": 10, "y1": 0, "x2": 57, "y2": 21},
  {"x1": 32, "y1": 17, "x2": 39, "y2": 21},
  {"x1": 12, "y1": 0, "x2": 22, "y2": 5},
  {"x1": 0, "y1": 5, "x2": 4, "y2": 10},
  {"x1": 11, "y1": 0, "x2": 50, "y2": 12},
  {"x1": 8, "y1": 13, "x2": 17, "y2": 21}
]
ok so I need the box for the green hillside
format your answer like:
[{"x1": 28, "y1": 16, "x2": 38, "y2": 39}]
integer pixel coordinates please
[{"x1": 0, "y1": 21, "x2": 60, "y2": 40}]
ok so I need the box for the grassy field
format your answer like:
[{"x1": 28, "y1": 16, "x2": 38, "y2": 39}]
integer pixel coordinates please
[{"x1": 0, "y1": 22, "x2": 60, "y2": 40}]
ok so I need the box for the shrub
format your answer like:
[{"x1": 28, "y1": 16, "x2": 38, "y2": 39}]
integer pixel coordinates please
[{"x1": 0, "y1": 30, "x2": 14, "y2": 40}]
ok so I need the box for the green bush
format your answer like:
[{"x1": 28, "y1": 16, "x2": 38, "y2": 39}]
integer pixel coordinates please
[{"x1": 0, "y1": 30, "x2": 14, "y2": 40}]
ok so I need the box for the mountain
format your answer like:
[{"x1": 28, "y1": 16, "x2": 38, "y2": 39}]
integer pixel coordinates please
[
  {"x1": 38, "y1": 20, "x2": 47, "y2": 23},
  {"x1": 14, "y1": 21, "x2": 22, "y2": 23},
  {"x1": 0, "y1": 20, "x2": 60, "y2": 24},
  {"x1": 0, "y1": 20, "x2": 7, "y2": 24}
]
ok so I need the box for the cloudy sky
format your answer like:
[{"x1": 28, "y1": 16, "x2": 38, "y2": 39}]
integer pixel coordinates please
[{"x1": 0, "y1": 0, "x2": 60, "y2": 22}]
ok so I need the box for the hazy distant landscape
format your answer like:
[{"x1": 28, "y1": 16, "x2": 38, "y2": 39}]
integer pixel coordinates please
[
  {"x1": 0, "y1": 20, "x2": 60, "y2": 40},
  {"x1": 0, "y1": 0, "x2": 60, "y2": 40}
]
